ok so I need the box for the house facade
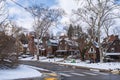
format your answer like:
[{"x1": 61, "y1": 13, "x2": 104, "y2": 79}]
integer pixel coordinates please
[
  {"x1": 102, "y1": 35, "x2": 120, "y2": 61},
  {"x1": 56, "y1": 36, "x2": 79, "y2": 58},
  {"x1": 85, "y1": 42, "x2": 100, "y2": 63}
]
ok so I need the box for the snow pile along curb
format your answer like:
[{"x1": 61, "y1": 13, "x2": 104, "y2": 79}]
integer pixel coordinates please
[{"x1": 55, "y1": 62, "x2": 120, "y2": 72}]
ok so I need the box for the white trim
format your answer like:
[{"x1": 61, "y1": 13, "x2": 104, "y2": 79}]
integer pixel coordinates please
[
  {"x1": 105, "y1": 53, "x2": 120, "y2": 56},
  {"x1": 88, "y1": 46, "x2": 96, "y2": 53}
]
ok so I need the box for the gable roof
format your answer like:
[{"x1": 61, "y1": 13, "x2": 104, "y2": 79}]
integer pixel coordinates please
[
  {"x1": 92, "y1": 41, "x2": 99, "y2": 48},
  {"x1": 102, "y1": 35, "x2": 120, "y2": 49},
  {"x1": 107, "y1": 38, "x2": 120, "y2": 52},
  {"x1": 86, "y1": 41, "x2": 99, "y2": 54}
]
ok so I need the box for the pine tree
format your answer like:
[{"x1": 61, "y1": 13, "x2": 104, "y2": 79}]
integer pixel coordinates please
[{"x1": 67, "y1": 24, "x2": 74, "y2": 39}]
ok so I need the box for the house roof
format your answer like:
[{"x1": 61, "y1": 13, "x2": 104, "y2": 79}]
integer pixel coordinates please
[
  {"x1": 86, "y1": 41, "x2": 99, "y2": 54},
  {"x1": 49, "y1": 39, "x2": 59, "y2": 44},
  {"x1": 108, "y1": 35, "x2": 117, "y2": 42},
  {"x1": 106, "y1": 36, "x2": 120, "y2": 52},
  {"x1": 47, "y1": 39, "x2": 58, "y2": 46},
  {"x1": 59, "y1": 38, "x2": 78, "y2": 47},
  {"x1": 92, "y1": 41, "x2": 99, "y2": 48}
]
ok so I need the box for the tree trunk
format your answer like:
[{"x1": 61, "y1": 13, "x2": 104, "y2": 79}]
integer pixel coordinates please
[
  {"x1": 98, "y1": 28, "x2": 103, "y2": 63},
  {"x1": 37, "y1": 37, "x2": 40, "y2": 60}
]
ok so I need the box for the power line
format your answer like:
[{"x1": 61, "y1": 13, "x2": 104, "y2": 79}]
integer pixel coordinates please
[{"x1": 10, "y1": 0, "x2": 30, "y2": 12}]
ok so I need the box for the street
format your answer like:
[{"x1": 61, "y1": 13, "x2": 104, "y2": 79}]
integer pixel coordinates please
[{"x1": 20, "y1": 61, "x2": 120, "y2": 80}]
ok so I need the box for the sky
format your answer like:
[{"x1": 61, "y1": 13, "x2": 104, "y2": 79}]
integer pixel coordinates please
[
  {"x1": 6, "y1": 0, "x2": 82, "y2": 35},
  {"x1": 6, "y1": 0, "x2": 56, "y2": 32},
  {"x1": 5, "y1": 0, "x2": 120, "y2": 36}
]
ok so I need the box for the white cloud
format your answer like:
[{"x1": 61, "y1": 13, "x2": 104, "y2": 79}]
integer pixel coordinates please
[
  {"x1": 54, "y1": 0, "x2": 85, "y2": 24},
  {"x1": 7, "y1": 0, "x2": 33, "y2": 31}
]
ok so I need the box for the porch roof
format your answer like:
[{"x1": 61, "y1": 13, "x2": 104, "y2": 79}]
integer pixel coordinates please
[
  {"x1": 56, "y1": 50, "x2": 67, "y2": 52},
  {"x1": 105, "y1": 53, "x2": 120, "y2": 56}
]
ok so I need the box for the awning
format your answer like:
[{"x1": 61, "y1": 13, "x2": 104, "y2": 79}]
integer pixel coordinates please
[
  {"x1": 105, "y1": 53, "x2": 120, "y2": 56},
  {"x1": 56, "y1": 50, "x2": 67, "y2": 52}
]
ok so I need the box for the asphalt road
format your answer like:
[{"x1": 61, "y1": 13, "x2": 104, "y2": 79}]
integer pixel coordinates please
[{"x1": 20, "y1": 61, "x2": 120, "y2": 80}]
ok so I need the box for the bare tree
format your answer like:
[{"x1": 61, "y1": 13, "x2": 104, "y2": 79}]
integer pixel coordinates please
[
  {"x1": 0, "y1": 0, "x2": 8, "y2": 25},
  {"x1": 28, "y1": 4, "x2": 64, "y2": 60},
  {"x1": 113, "y1": 26, "x2": 120, "y2": 36},
  {"x1": 73, "y1": 0, "x2": 120, "y2": 62},
  {"x1": 103, "y1": 18, "x2": 115, "y2": 37},
  {"x1": 0, "y1": 21, "x2": 24, "y2": 68},
  {"x1": 77, "y1": 29, "x2": 88, "y2": 61}
]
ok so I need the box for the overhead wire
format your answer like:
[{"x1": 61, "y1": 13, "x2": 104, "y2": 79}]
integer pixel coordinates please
[{"x1": 10, "y1": 0, "x2": 30, "y2": 12}]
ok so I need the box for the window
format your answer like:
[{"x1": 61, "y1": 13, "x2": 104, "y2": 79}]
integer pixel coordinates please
[
  {"x1": 111, "y1": 48, "x2": 115, "y2": 52},
  {"x1": 113, "y1": 43, "x2": 116, "y2": 46},
  {"x1": 91, "y1": 48, "x2": 93, "y2": 52}
]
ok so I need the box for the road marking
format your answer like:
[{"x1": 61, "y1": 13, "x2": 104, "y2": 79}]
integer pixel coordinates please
[
  {"x1": 71, "y1": 73, "x2": 86, "y2": 76},
  {"x1": 93, "y1": 72, "x2": 109, "y2": 75},
  {"x1": 83, "y1": 72, "x2": 98, "y2": 75},
  {"x1": 25, "y1": 65, "x2": 51, "y2": 71},
  {"x1": 59, "y1": 73, "x2": 72, "y2": 77}
]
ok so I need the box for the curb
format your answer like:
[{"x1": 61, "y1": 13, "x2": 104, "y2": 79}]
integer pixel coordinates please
[
  {"x1": 51, "y1": 62, "x2": 111, "y2": 73},
  {"x1": 19, "y1": 60, "x2": 111, "y2": 73}
]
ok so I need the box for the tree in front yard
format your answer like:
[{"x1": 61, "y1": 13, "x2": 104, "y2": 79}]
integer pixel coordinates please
[
  {"x1": 0, "y1": 20, "x2": 24, "y2": 68},
  {"x1": 27, "y1": 3, "x2": 64, "y2": 60},
  {"x1": 0, "y1": 31, "x2": 22, "y2": 68},
  {"x1": 73, "y1": 0, "x2": 120, "y2": 62}
]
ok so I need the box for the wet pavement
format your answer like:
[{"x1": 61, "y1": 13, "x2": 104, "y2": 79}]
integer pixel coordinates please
[{"x1": 20, "y1": 61, "x2": 120, "y2": 80}]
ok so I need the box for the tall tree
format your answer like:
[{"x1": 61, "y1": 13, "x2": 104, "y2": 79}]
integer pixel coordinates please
[
  {"x1": 67, "y1": 24, "x2": 74, "y2": 39},
  {"x1": 73, "y1": 0, "x2": 120, "y2": 62},
  {"x1": 78, "y1": 33, "x2": 88, "y2": 61},
  {"x1": 103, "y1": 19, "x2": 115, "y2": 37},
  {"x1": 28, "y1": 3, "x2": 64, "y2": 60}
]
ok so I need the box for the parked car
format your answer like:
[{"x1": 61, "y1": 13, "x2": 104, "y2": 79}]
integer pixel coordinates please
[
  {"x1": 47, "y1": 54, "x2": 54, "y2": 58},
  {"x1": 103, "y1": 56, "x2": 115, "y2": 62}
]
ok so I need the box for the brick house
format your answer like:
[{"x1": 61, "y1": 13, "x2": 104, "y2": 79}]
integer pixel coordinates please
[
  {"x1": 103, "y1": 35, "x2": 120, "y2": 61},
  {"x1": 85, "y1": 42, "x2": 100, "y2": 63},
  {"x1": 56, "y1": 36, "x2": 79, "y2": 58},
  {"x1": 56, "y1": 38, "x2": 68, "y2": 57},
  {"x1": 46, "y1": 39, "x2": 58, "y2": 56}
]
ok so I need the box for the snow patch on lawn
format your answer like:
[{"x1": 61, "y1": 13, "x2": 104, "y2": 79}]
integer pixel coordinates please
[
  {"x1": 58, "y1": 61, "x2": 120, "y2": 70},
  {"x1": 20, "y1": 56, "x2": 63, "y2": 62},
  {"x1": 0, "y1": 65, "x2": 42, "y2": 80}
]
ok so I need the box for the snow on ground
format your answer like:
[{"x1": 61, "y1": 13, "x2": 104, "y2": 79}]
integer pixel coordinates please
[
  {"x1": 27, "y1": 65, "x2": 51, "y2": 72},
  {"x1": 20, "y1": 55, "x2": 63, "y2": 62},
  {"x1": 59, "y1": 61, "x2": 120, "y2": 70},
  {"x1": 19, "y1": 56, "x2": 120, "y2": 70},
  {"x1": 0, "y1": 65, "x2": 42, "y2": 80}
]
